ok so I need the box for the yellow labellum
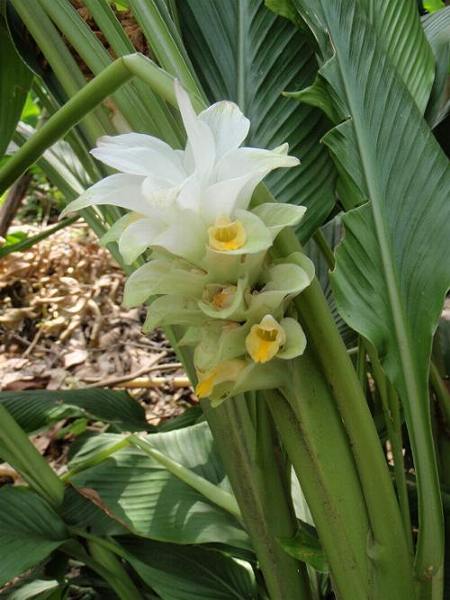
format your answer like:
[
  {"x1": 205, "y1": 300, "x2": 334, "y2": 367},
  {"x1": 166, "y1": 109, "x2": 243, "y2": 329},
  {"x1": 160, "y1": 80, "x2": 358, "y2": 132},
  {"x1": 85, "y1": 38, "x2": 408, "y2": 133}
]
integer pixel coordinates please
[
  {"x1": 246, "y1": 314, "x2": 286, "y2": 363},
  {"x1": 196, "y1": 359, "x2": 246, "y2": 398},
  {"x1": 208, "y1": 216, "x2": 247, "y2": 251}
]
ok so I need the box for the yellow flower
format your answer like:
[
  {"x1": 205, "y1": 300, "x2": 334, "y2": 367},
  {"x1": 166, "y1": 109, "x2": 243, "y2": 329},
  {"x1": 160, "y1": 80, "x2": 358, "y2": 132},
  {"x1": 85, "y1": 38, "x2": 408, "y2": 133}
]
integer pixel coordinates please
[
  {"x1": 208, "y1": 216, "x2": 247, "y2": 251},
  {"x1": 245, "y1": 314, "x2": 286, "y2": 363},
  {"x1": 196, "y1": 359, "x2": 246, "y2": 398}
]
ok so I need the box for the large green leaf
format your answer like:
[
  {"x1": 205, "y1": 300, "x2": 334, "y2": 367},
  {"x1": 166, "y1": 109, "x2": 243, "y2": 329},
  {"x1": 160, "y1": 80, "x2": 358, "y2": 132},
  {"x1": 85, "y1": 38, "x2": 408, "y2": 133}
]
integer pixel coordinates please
[
  {"x1": 176, "y1": 0, "x2": 336, "y2": 241},
  {"x1": 291, "y1": 0, "x2": 450, "y2": 577},
  {"x1": 0, "y1": 487, "x2": 69, "y2": 586},
  {"x1": 0, "y1": 13, "x2": 32, "y2": 158},
  {"x1": 360, "y1": 0, "x2": 435, "y2": 114},
  {"x1": 68, "y1": 423, "x2": 249, "y2": 548},
  {"x1": 423, "y1": 7, "x2": 450, "y2": 127},
  {"x1": 119, "y1": 537, "x2": 257, "y2": 600},
  {"x1": 0, "y1": 388, "x2": 151, "y2": 433}
]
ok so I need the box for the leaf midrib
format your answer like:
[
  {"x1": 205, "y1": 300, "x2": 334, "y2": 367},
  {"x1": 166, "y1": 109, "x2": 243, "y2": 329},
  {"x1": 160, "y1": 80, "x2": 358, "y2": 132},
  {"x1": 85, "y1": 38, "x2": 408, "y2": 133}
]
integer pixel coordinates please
[{"x1": 328, "y1": 2, "x2": 441, "y2": 570}]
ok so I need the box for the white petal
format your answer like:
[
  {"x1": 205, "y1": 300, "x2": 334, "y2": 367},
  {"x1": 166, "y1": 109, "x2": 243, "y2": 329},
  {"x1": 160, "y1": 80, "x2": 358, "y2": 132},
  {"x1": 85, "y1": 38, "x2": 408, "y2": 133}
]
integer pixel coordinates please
[
  {"x1": 174, "y1": 80, "x2": 215, "y2": 177},
  {"x1": 217, "y1": 144, "x2": 300, "y2": 182},
  {"x1": 212, "y1": 146, "x2": 298, "y2": 211},
  {"x1": 202, "y1": 174, "x2": 259, "y2": 221},
  {"x1": 91, "y1": 133, "x2": 185, "y2": 181},
  {"x1": 142, "y1": 175, "x2": 181, "y2": 209},
  {"x1": 198, "y1": 101, "x2": 250, "y2": 160},
  {"x1": 175, "y1": 176, "x2": 203, "y2": 212},
  {"x1": 60, "y1": 173, "x2": 151, "y2": 217},
  {"x1": 118, "y1": 216, "x2": 166, "y2": 264},
  {"x1": 152, "y1": 210, "x2": 208, "y2": 265},
  {"x1": 100, "y1": 212, "x2": 140, "y2": 246}
]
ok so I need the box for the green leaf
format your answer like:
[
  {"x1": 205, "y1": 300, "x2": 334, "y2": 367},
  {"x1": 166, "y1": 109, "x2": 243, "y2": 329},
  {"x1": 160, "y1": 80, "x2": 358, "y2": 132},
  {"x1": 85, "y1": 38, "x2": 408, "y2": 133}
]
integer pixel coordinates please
[
  {"x1": 359, "y1": 0, "x2": 435, "y2": 114},
  {"x1": 8, "y1": 580, "x2": 61, "y2": 600},
  {"x1": 177, "y1": 0, "x2": 336, "y2": 241},
  {"x1": 20, "y1": 93, "x2": 40, "y2": 127},
  {"x1": 0, "y1": 388, "x2": 151, "y2": 433},
  {"x1": 119, "y1": 537, "x2": 257, "y2": 600},
  {"x1": 0, "y1": 487, "x2": 69, "y2": 586},
  {"x1": 304, "y1": 216, "x2": 357, "y2": 348},
  {"x1": 423, "y1": 7, "x2": 450, "y2": 127},
  {"x1": 279, "y1": 528, "x2": 328, "y2": 573},
  {"x1": 39, "y1": 0, "x2": 182, "y2": 147},
  {"x1": 293, "y1": 0, "x2": 450, "y2": 576},
  {"x1": 424, "y1": 0, "x2": 445, "y2": 13},
  {"x1": 68, "y1": 423, "x2": 249, "y2": 548},
  {"x1": 0, "y1": 15, "x2": 32, "y2": 158}
]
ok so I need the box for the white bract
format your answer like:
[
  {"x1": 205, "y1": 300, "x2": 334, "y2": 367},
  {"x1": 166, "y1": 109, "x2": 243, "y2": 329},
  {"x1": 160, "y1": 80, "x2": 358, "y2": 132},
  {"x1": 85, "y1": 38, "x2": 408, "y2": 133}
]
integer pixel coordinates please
[
  {"x1": 63, "y1": 81, "x2": 313, "y2": 405},
  {"x1": 62, "y1": 81, "x2": 300, "y2": 265}
]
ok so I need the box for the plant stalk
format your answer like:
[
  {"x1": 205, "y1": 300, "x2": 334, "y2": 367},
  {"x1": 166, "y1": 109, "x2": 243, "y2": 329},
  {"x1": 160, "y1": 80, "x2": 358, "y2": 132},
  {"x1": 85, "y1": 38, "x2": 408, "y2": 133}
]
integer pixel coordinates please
[
  {"x1": 203, "y1": 395, "x2": 313, "y2": 600},
  {"x1": 266, "y1": 355, "x2": 372, "y2": 600}
]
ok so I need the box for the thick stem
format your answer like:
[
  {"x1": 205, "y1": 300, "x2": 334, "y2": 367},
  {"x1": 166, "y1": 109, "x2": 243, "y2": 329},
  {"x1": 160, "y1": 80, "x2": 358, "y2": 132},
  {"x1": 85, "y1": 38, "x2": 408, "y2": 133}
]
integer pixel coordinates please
[
  {"x1": 250, "y1": 184, "x2": 417, "y2": 592},
  {"x1": 268, "y1": 224, "x2": 416, "y2": 592},
  {"x1": 203, "y1": 395, "x2": 313, "y2": 600},
  {"x1": 267, "y1": 355, "x2": 371, "y2": 600}
]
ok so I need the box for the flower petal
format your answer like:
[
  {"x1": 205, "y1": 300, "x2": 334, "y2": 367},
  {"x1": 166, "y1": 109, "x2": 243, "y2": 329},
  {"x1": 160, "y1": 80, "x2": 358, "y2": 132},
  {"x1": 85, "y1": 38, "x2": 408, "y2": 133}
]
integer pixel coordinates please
[
  {"x1": 202, "y1": 174, "x2": 259, "y2": 221},
  {"x1": 60, "y1": 173, "x2": 151, "y2": 217},
  {"x1": 247, "y1": 261, "x2": 314, "y2": 320},
  {"x1": 277, "y1": 318, "x2": 307, "y2": 359},
  {"x1": 91, "y1": 133, "x2": 185, "y2": 181},
  {"x1": 198, "y1": 276, "x2": 248, "y2": 321},
  {"x1": 216, "y1": 144, "x2": 300, "y2": 202},
  {"x1": 123, "y1": 259, "x2": 207, "y2": 307},
  {"x1": 213, "y1": 209, "x2": 272, "y2": 256},
  {"x1": 152, "y1": 210, "x2": 208, "y2": 265},
  {"x1": 100, "y1": 212, "x2": 140, "y2": 246},
  {"x1": 143, "y1": 295, "x2": 205, "y2": 332},
  {"x1": 174, "y1": 80, "x2": 215, "y2": 178},
  {"x1": 118, "y1": 216, "x2": 166, "y2": 264},
  {"x1": 198, "y1": 101, "x2": 250, "y2": 160},
  {"x1": 252, "y1": 203, "x2": 307, "y2": 240},
  {"x1": 141, "y1": 175, "x2": 181, "y2": 209}
]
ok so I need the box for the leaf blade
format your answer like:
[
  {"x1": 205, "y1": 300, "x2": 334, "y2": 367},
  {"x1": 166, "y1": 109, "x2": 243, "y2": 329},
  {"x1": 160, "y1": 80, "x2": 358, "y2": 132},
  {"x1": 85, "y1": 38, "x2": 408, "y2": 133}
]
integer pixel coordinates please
[{"x1": 292, "y1": 0, "x2": 450, "y2": 575}]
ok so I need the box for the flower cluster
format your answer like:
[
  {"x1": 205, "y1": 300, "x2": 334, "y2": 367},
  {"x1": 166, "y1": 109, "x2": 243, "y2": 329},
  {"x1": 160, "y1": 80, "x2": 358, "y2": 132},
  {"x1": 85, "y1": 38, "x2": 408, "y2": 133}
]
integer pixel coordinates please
[{"x1": 63, "y1": 82, "x2": 314, "y2": 405}]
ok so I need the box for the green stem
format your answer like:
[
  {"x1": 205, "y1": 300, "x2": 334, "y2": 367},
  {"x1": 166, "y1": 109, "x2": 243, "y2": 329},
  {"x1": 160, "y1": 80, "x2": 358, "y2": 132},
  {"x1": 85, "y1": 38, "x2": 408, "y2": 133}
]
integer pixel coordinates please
[
  {"x1": 272, "y1": 226, "x2": 416, "y2": 591},
  {"x1": 62, "y1": 539, "x2": 141, "y2": 600},
  {"x1": 366, "y1": 342, "x2": 413, "y2": 555},
  {"x1": 87, "y1": 539, "x2": 142, "y2": 600},
  {"x1": 0, "y1": 405, "x2": 64, "y2": 507},
  {"x1": 129, "y1": 434, "x2": 241, "y2": 519},
  {"x1": 0, "y1": 54, "x2": 181, "y2": 195},
  {"x1": 0, "y1": 216, "x2": 78, "y2": 258},
  {"x1": 203, "y1": 395, "x2": 313, "y2": 600},
  {"x1": 61, "y1": 437, "x2": 131, "y2": 482},
  {"x1": 267, "y1": 355, "x2": 372, "y2": 600},
  {"x1": 431, "y1": 361, "x2": 450, "y2": 430},
  {"x1": 12, "y1": 0, "x2": 111, "y2": 143},
  {"x1": 356, "y1": 336, "x2": 367, "y2": 393}
]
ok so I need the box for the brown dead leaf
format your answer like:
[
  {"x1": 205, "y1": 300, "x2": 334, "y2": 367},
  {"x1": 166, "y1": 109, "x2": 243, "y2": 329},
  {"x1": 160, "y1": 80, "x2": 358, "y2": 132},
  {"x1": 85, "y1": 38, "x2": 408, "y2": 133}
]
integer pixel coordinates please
[{"x1": 63, "y1": 349, "x2": 88, "y2": 369}]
